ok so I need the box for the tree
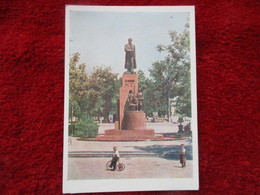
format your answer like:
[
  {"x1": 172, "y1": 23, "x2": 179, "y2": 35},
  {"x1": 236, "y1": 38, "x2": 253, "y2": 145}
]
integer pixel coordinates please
[
  {"x1": 137, "y1": 69, "x2": 148, "y2": 90},
  {"x1": 69, "y1": 52, "x2": 88, "y2": 120},
  {"x1": 87, "y1": 66, "x2": 119, "y2": 121},
  {"x1": 136, "y1": 69, "x2": 163, "y2": 116},
  {"x1": 149, "y1": 17, "x2": 191, "y2": 117},
  {"x1": 69, "y1": 53, "x2": 100, "y2": 137},
  {"x1": 69, "y1": 53, "x2": 120, "y2": 121}
]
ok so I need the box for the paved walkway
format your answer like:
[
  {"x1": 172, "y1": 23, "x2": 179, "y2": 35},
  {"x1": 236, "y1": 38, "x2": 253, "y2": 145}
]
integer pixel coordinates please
[
  {"x1": 68, "y1": 122, "x2": 193, "y2": 180},
  {"x1": 68, "y1": 157, "x2": 192, "y2": 180}
]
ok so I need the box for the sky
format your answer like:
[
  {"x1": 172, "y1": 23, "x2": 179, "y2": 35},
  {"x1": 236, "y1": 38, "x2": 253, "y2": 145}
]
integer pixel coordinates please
[{"x1": 68, "y1": 7, "x2": 189, "y2": 77}]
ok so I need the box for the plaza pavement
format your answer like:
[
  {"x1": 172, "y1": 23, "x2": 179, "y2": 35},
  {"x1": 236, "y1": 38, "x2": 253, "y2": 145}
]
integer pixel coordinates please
[{"x1": 68, "y1": 122, "x2": 193, "y2": 180}]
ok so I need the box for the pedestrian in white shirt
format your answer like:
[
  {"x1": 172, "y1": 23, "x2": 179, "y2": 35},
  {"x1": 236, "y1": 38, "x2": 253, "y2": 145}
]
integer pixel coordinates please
[
  {"x1": 110, "y1": 146, "x2": 120, "y2": 171},
  {"x1": 180, "y1": 144, "x2": 186, "y2": 168}
]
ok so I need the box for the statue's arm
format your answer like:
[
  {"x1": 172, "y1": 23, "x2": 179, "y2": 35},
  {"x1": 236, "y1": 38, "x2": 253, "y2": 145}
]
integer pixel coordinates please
[{"x1": 125, "y1": 44, "x2": 135, "y2": 52}]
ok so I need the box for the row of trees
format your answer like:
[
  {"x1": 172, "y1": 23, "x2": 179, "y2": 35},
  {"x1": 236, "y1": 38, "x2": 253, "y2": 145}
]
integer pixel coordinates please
[
  {"x1": 69, "y1": 18, "x2": 191, "y2": 136},
  {"x1": 69, "y1": 53, "x2": 119, "y2": 136},
  {"x1": 138, "y1": 18, "x2": 191, "y2": 118}
]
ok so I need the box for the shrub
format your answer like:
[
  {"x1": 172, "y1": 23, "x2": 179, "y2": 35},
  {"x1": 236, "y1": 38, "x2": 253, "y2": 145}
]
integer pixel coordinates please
[
  {"x1": 69, "y1": 123, "x2": 75, "y2": 136},
  {"x1": 175, "y1": 131, "x2": 192, "y2": 138},
  {"x1": 74, "y1": 115, "x2": 99, "y2": 137},
  {"x1": 177, "y1": 117, "x2": 184, "y2": 124}
]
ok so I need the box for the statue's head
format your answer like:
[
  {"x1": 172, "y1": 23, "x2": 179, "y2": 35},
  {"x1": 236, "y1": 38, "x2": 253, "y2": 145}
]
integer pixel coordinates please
[{"x1": 128, "y1": 38, "x2": 132, "y2": 43}]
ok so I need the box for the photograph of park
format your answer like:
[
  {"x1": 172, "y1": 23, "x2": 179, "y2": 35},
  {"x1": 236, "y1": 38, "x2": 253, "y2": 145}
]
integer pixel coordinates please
[{"x1": 63, "y1": 6, "x2": 198, "y2": 193}]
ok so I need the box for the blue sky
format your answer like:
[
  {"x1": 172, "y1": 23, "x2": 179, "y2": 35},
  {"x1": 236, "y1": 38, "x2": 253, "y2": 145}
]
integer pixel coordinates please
[{"x1": 69, "y1": 7, "x2": 189, "y2": 77}]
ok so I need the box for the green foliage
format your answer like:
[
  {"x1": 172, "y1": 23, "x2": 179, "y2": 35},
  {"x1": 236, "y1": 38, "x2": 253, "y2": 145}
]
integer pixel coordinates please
[
  {"x1": 69, "y1": 52, "x2": 89, "y2": 119},
  {"x1": 148, "y1": 17, "x2": 191, "y2": 117},
  {"x1": 177, "y1": 117, "x2": 184, "y2": 124},
  {"x1": 69, "y1": 53, "x2": 119, "y2": 136},
  {"x1": 136, "y1": 70, "x2": 159, "y2": 116},
  {"x1": 87, "y1": 66, "x2": 119, "y2": 120},
  {"x1": 137, "y1": 69, "x2": 148, "y2": 90},
  {"x1": 74, "y1": 115, "x2": 99, "y2": 137},
  {"x1": 175, "y1": 131, "x2": 192, "y2": 138},
  {"x1": 69, "y1": 53, "x2": 119, "y2": 120},
  {"x1": 69, "y1": 123, "x2": 76, "y2": 136}
]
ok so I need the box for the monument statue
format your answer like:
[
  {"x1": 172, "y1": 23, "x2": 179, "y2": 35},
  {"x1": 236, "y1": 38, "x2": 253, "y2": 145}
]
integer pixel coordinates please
[
  {"x1": 137, "y1": 88, "x2": 144, "y2": 111},
  {"x1": 127, "y1": 90, "x2": 135, "y2": 111},
  {"x1": 127, "y1": 88, "x2": 144, "y2": 111},
  {"x1": 124, "y1": 38, "x2": 136, "y2": 73}
]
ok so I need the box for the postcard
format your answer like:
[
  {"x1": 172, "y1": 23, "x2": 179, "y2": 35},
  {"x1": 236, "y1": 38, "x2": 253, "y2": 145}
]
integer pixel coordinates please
[{"x1": 63, "y1": 5, "x2": 198, "y2": 193}]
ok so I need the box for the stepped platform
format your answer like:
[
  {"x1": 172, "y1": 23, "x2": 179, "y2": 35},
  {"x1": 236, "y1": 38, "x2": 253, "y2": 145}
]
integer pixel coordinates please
[
  {"x1": 68, "y1": 151, "x2": 160, "y2": 158},
  {"x1": 77, "y1": 129, "x2": 184, "y2": 141}
]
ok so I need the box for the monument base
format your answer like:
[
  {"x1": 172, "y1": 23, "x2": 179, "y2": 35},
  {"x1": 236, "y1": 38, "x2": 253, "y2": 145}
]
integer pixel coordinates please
[
  {"x1": 77, "y1": 128, "x2": 171, "y2": 141},
  {"x1": 102, "y1": 129, "x2": 158, "y2": 141},
  {"x1": 121, "y1": 111, "x2": 146, "y2": 130},
  {"x1": 77, "y1": 128, "x2": 185, "y2": 141},
  {"x1": 105, "y1": 129, "x2": 154, "y2": 136}
]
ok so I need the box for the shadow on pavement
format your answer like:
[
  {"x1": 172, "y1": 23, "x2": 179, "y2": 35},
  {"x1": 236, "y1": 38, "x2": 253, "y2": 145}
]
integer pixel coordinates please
[{"x1": 133, "y1": 145, "x2": 193, "y2": 160}]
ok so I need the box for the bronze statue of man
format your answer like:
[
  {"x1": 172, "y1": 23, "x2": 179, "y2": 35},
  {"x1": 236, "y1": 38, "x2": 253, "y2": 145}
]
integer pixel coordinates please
[{"x1": 124, "y1": 38, "x2": 136, "y2": 73}]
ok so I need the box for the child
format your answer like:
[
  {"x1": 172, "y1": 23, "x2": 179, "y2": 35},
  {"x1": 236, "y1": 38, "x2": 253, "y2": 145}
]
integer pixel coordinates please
[
  {"x1": 110, "y1": 146, "x2": 120, "y2": 171},
  {"x1": 180, "y1": 144, "x2": 186, "y2": 168}
]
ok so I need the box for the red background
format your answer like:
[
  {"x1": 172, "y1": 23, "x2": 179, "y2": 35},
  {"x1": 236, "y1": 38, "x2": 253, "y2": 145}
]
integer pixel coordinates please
[{"x1": 0, "y1": 0, "x2": 259, "y2": 194}]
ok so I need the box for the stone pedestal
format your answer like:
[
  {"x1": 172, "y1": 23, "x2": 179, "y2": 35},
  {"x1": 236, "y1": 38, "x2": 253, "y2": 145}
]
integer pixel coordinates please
[
  {"x1": 122, "y1": 111, "x2": 146, "y2": 130},
  {"x1": 119, "y1": 74, "x2": 138, "y2": 129},
  {"x1": 121, "y1": 74, "x2": 138, "y2": 92},
  {"x1": 101, "y1": 128, "x2": 157, "y2": 141}
]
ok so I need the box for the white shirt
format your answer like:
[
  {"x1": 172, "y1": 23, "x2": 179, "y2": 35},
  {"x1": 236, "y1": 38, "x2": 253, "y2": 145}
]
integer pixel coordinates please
[
  {"x1": 113, "y1": 150, "x2": 120, "y2": 158},
  {"x1": 181, "y1": 147, "x2": 186, "y2": 155}
]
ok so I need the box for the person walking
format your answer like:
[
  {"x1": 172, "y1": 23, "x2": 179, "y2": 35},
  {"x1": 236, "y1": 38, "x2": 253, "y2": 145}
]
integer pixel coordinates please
[{"x1": 180, "y1": 144, "x2": 186, "y2": 168}]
